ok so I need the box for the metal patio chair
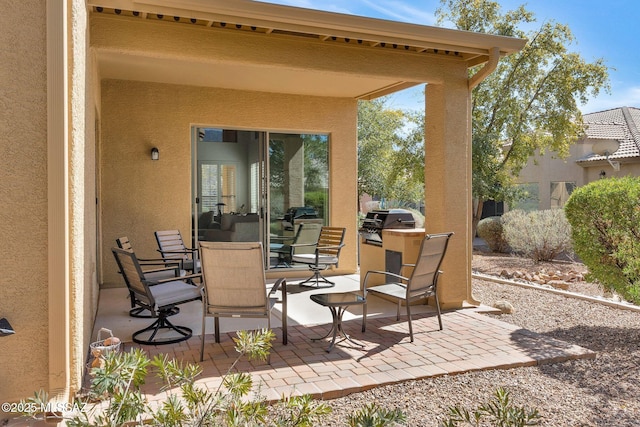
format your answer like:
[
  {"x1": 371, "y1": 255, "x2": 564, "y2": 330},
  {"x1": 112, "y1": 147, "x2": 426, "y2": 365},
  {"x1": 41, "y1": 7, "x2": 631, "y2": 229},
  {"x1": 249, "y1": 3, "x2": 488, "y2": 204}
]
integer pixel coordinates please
[
  {"x1": 155, "y1": 229, "x2": 200, "y2": 273},
  {"x1": 199, "y1": 241, "x2": 288, "y2": 361},
  {"x1": 112, "y1": 247, "x2": 203, "y2": 345},
  {"x1": 290, "y1": 226, "x2": 346, "y2": 287},
  {"x1": 115, "y1": 236, "x2": 184, "y2": 317},
  {"x1": 362, "y1": 232, "x2": 454, "y2": 342}
]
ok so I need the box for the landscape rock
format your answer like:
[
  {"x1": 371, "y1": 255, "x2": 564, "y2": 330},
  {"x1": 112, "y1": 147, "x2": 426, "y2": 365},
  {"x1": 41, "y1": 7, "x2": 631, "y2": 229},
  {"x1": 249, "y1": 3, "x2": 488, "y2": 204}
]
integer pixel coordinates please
[
  {"x1": 493, "y1": 300, "x2": 514, "y2": 314},
  {"x1": 547, "y1": 280, "x2": 570, "y2": 290}
]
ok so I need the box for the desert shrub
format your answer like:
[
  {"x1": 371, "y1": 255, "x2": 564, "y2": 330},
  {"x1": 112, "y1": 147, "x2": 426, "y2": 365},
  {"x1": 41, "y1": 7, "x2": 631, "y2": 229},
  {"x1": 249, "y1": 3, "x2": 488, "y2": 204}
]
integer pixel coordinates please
[
  {"x1": 440, "y1": 387, "x2": 541, "y2": 426},
  {"x1": 348, "y1": 403, "x2": 406, "y2": 426},
  {"x1": 18, "y1": 329, "x2": 406, "y2": 426},
  {"x1": 476, "y1": 216, "x2": 508, "y2": 253},
  {"x1": 501, "y1": 209, "x2": 572, "y2": 262},
  {"x1": 565, "y1": 176, "x2": 640, "y2": 305}
]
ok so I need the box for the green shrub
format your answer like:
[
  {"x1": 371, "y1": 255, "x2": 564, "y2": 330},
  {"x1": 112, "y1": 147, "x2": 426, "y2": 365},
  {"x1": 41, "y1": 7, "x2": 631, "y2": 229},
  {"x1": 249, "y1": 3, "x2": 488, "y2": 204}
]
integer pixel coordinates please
[
  {"x1": 501, "y1": 209, "x2": 572, "y2": 262},
  {"x1": 476, "y1": 216, "x2": 508, "y2": 253},
  {"x1": 565, "y1": 177, "x2": 640, "y2": 305},
  {"x1": 440, "y1": 387, "x2": 541, "y2": 427}
]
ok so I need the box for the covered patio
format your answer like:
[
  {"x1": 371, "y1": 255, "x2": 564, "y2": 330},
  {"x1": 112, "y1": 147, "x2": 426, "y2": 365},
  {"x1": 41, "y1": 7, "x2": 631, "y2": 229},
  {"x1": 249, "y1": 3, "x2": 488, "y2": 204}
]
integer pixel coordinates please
[
  {"x1": 91, "y1": 274, "x2": 595, "y2": 403},
  {"x1": 2, "y1": 0, "x2": 533, "y2": 406}
]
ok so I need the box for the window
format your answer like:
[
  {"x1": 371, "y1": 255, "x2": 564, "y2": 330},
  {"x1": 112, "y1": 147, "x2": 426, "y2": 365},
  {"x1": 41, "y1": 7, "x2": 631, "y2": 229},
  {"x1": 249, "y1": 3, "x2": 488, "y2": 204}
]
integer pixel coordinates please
[
  {"x1": 199, "y1": 162, "x2": 237, "y2": 213},
  {"x1": 550, "y1": 182, "x2": 576, "y2": 209}
]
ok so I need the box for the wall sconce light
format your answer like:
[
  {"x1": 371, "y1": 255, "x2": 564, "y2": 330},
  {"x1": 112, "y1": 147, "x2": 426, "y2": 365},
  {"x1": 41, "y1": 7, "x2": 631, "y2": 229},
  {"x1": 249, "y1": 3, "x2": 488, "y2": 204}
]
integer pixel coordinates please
[
  {"x1": 0, "y1": 317, "x2": 15, "y2": 337},
  {"x1": 599, "y1": 170, "x2": 606, "y2": 179},
  {"x1": 151, "y1": 147, "x2": 159, "y2": 161}
]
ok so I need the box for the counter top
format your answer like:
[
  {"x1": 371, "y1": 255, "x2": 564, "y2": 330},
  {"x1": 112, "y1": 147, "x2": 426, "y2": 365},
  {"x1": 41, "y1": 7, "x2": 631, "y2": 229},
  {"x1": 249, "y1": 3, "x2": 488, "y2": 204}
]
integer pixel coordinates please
[{"x1": 382, "y1": 228, "x2": 425, "y2": 237}]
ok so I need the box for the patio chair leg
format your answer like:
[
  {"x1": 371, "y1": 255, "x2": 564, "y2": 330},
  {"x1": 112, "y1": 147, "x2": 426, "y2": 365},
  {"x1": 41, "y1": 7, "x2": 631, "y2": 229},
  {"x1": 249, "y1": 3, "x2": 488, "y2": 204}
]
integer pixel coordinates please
[
  {"x1": 214, "y1": 317, "x2": 220, "y2": 343},
  {"x1": 362, "y1": 302, "x2": 367, "y2": 333},
  {"x1": 406, "y1": 301, "x2": 413, "y2": 343},
  {"x1": 129, "y1": 306, "x2": 179, "y2": 319},
  {"x1": 132, "y1": 310, "x2": 192, "y2": 345},
  {"x1": 298, "y1": 269, "x2": 335, "y2": 288},
  {"x1": 434, "y1": 293, "x2": 443, "y2": 331}
]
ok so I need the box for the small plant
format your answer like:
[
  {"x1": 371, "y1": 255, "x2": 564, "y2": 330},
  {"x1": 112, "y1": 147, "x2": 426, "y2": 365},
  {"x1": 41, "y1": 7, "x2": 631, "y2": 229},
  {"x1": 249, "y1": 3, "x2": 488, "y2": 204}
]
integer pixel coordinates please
[
  {"x1": 502, "y1": 209, "x2": 572, "y2": 262},
  {"x1": 347, "y1": 402, "x2": 407, "y2": 427},
  {"x1": 565, "y1": 176, "x2": 640, "y2": 305},
  {"x1": 440, "y1": 387, "x2": 541, "y2": 427},
  {"x1": 476, "y1": 216, "x2": 509, "y2": 253},
  {"x1": 17, "y1": 328, "x2": 405, "y2": 426}
]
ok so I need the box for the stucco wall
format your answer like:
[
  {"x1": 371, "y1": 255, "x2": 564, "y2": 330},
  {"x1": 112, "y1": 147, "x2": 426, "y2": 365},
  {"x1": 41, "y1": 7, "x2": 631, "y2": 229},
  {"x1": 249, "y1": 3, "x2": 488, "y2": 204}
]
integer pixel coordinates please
[
  {"x1": 518, "y1": 142, "x2": 640, "y2": 210},
  {"x1": 100, "y1": 80, "x2": 358, "y2": 287},
  {"x1": 71, "y1": 0, "x2": 100, "y2": 395},
  {"x1": 0, "y1": 1, "x2": 49, "y2": 402}
]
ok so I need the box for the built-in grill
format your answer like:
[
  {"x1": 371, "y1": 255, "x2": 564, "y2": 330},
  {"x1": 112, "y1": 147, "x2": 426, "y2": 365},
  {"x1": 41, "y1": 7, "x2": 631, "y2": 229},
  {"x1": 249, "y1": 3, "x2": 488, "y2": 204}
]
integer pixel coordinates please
[{"x1": 359, "y1": 209, "x2": 416, "y2": 246}]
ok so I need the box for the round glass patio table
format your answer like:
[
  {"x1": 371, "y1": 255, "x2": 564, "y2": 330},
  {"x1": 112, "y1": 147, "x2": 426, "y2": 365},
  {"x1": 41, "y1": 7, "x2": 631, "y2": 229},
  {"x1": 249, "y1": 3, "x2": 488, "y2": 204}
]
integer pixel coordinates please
[{"x1": 309, "y1": 292, "x2": 366, "y2": 352}]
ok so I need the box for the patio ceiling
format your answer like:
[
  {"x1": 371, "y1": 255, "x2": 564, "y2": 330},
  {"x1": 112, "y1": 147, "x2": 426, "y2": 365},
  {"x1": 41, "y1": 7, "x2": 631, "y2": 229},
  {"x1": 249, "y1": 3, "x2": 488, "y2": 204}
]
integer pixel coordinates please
[{"x1": 89, "y1": 0, "x2": 526, "y2": 99}]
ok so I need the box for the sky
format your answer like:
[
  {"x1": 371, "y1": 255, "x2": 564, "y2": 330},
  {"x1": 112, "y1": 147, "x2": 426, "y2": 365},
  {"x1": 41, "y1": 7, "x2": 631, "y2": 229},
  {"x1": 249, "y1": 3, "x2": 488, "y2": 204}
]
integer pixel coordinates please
[{"x1": 256, "y1": 0, "x2": 640, "y2": 114}]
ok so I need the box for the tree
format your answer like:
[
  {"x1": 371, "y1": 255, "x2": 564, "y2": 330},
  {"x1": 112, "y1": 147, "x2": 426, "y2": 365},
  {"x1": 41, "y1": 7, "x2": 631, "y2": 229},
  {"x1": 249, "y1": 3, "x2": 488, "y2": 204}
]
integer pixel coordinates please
[
  {"x1": 436, "y1": 0, "x2": 610, "y2": 233},
  {"x1": 357, "y1": 99, "x2": 424, "y2": 208}
]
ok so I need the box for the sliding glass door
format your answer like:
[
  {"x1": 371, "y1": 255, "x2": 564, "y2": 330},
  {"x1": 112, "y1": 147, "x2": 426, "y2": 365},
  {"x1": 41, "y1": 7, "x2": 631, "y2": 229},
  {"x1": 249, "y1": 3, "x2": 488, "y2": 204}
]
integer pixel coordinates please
[
  {"x1": 268, "y1": 133, "x2": 328, "y2": 268},
  {"x1": 192, "y1": 127, "x2": 329, "y2": 269}
]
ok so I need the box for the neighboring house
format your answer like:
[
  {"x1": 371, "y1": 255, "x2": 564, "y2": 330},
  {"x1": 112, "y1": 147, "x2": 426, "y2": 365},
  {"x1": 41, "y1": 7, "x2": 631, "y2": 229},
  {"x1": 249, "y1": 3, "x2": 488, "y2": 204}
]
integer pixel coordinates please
[
  {"x1": 0, "y1": 0, "x2": 524, "y2": 405},
  {"x1": 516, "y1": 106, "x2": 640, "y2": 210}
]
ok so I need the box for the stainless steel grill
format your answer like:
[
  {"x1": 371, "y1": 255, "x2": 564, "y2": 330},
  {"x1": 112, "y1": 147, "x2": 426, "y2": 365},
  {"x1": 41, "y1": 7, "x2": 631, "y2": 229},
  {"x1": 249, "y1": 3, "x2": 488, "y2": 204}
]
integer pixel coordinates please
[{"x1": 359, "y1": 209, "x2": 416, "y2": 246}]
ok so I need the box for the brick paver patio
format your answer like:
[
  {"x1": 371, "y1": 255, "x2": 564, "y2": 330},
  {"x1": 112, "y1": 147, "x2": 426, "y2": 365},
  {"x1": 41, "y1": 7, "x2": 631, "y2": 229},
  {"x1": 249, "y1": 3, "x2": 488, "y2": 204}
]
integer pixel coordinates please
[{"x1": 129, "y1": 308, "x2": 595, "y2": 403}]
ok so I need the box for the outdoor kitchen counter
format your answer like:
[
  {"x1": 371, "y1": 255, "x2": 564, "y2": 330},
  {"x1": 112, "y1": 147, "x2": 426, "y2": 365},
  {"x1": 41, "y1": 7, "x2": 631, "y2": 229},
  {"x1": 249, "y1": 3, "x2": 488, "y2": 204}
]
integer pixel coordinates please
[{"x1": 360, "y1": 228, "x2": 426, "y2": 290}]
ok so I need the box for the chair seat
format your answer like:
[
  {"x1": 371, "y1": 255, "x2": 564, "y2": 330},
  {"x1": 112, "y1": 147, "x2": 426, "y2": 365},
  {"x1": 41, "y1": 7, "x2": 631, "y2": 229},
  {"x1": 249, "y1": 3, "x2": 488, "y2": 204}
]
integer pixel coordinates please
[
  {"x1": 206, "y1": 299, "x2": 277, "y2": 316},
  {"x1": 151, "y1": 281, "x2": 202, "y2": 308},
  {"x1": 291, "y1": 254, "x2": 339, "y2": 265},
  {"x1": 367, "y1": 283, "x2": 408, "y2": 300},
  {"x1": 143, "y1": 269, "x2": 185, "y2": 283}
]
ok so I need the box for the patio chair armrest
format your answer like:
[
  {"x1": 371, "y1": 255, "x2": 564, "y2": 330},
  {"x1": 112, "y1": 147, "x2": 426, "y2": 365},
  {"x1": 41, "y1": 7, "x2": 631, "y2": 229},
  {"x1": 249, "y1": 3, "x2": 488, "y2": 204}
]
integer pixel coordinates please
[
  {"x1": 268, "y1": 277, "x2": 287, "y2": 296},
  {"x1": 268, "y1": 278, "x2": 287, "y2": 309},
  {"x1": 143, "y1": 272, "x2": 202, "y2": 285},
  {"x1": 314, "y1": 243, "x2": 345, "y2": 253},
  {"x1": 138, "y1": 258, "x2": 181, "y2": 267},
  {"x1": 290, "y1": 242, "x2": 315, "y2": 249},
  {"x1": 141, "y1": 266, "x2": 181, "y2": 275},
  {"x1": 362, "y1": 270, "x2": 409, "y2": 291},
  {"x1": 289, "y1": 242, "x2": 316, "y2": 254},
  {"x1": 157, "y1": 248, "x2": 197, "y2": 255},
  {"x1": 271, "y1": 236, "x2": 294, "y2": 243}
]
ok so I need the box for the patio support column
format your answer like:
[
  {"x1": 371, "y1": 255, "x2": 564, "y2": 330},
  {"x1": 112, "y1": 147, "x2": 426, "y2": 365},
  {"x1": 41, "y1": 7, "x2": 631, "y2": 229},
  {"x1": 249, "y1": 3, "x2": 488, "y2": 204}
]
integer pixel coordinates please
[
  {"x1": 424, "y1": 78, "x2": 476, "y2": 309},
  {"x1": 47, "y1": 0, "x2": 71, "y2": 400}
]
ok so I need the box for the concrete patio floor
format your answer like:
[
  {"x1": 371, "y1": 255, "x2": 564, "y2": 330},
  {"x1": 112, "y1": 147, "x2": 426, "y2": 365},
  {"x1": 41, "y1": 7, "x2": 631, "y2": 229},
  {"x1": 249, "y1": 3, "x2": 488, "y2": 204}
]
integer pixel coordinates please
[{"x1": 91, "y1": 273, "x2": 595, "y2": 403}]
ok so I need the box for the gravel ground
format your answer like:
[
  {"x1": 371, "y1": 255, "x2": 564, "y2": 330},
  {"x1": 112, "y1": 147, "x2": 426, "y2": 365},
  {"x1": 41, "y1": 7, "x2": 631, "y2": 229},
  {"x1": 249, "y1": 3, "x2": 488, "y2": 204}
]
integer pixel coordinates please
[{"x1": 320, "y1": 255, "x2": 640, "y2": 426}]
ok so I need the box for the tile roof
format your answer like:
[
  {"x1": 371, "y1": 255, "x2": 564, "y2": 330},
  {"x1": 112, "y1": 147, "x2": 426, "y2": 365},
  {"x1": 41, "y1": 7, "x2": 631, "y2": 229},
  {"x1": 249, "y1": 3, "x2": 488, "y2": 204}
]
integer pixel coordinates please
[{"x1": 578, "y1": 106, "x2": 640, "y2": 162}]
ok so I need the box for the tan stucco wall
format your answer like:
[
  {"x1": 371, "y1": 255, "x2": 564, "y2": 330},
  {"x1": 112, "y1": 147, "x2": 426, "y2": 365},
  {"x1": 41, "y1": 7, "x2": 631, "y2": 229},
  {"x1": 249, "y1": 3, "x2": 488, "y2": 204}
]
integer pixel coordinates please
[
  {"x1": 518, "y1": 142, "x2": 640, "y2": 210},
  {"x1": 70, "y1": 0, "x2": 100, "y2": 396},
  {"x1": 0, "y1": 0, "x2": 99, "y2": 405},
  {"x1": 0, "y1": 1, "x2": 49, "y2": 402},
  {"x1": 424, "y1": 79, "x2": 475, "y2": 309},
  {"x1": 100, "y1": 80, "x2": 358, "y2": 287}
]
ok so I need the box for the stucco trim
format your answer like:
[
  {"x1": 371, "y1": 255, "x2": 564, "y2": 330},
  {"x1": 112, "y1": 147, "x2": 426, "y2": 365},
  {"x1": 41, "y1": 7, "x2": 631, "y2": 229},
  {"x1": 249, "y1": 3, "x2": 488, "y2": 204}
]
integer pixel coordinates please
[{"x1": 47, "y1": 0, "x2": 71, "y2": 400}]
